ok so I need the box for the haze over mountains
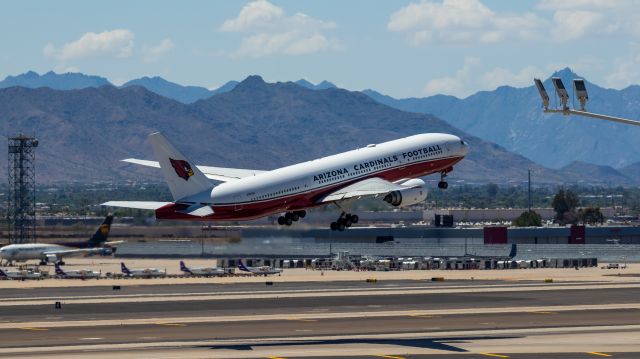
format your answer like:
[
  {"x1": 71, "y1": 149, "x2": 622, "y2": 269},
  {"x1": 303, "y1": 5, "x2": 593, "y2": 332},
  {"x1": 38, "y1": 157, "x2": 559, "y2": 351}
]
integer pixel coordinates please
[
  {"x1": 0, "y1": 70, "x2": 638, "y2": 185},
  {"x1": 363, "y1": 68, "x2": 640, "y2": 170}
]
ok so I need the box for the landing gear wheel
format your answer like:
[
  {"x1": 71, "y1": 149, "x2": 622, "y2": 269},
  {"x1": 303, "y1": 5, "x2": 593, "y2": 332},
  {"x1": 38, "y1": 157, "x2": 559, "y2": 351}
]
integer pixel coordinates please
[
  {"x1": 438, "y1": 181, "x2": 448, "y2": 189},
  {"x1": 285, "y1": 217, "x2": 293, "y2": 226},
  {"x1": 291, "y1": 213, "x2": 300, "y2": 221},
  {"x1": 350, "y1": 214, "x2": 359, "y2": 224},
  {"x1": 58, "y1": 261, "x2": 65, "y2": 266},
  {"x1": 337, "y1": 223, "x2": 346, "y2": 231},
  {"x1": 330, "y1": 222, "x2": 338, "y2": 231},
  {"x1": 298, "y1": 210, "x2": 307, "y2": 219},
  {"x1": 277, "y1": 216, "x2": 286, "y2": 225},
  {"x1": 344, "y1": 217, "x2": 353, "y2": 227}
]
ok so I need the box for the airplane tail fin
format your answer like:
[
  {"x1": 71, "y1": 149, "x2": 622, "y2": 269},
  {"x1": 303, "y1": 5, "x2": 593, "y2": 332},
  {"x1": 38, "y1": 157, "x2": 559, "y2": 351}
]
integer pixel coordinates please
[
  {"x1": 179, "y1": 261, "x2": 190, "y2": 273},
  {"x1": 89, "y1": 215, "x2": 113, "y2": 246},
  {"x1": 120, "y1": 262, "x2": 131, "y2": 275},
  {"x1": 238, "y1": 261, "x2": 249, "y2": 272},
  {"x1": 55, "y1": 263, "x2": 65, "y2": 276},
  {"x1": 0, "y1": 269, "x2": 6, "y2": 277},
  {"x1": 148, "y1": 132, "x2": 213, "y2": 201}
]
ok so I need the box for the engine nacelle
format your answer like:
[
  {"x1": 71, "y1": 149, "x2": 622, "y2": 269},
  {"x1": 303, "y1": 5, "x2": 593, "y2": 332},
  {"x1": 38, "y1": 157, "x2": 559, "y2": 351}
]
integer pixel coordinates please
[
  {"x1": 100, "y1": 247, "x2": 116, "y2": 256},
  {"x1": 383, "y1": 179, "x2": 428, "y2": 207}
]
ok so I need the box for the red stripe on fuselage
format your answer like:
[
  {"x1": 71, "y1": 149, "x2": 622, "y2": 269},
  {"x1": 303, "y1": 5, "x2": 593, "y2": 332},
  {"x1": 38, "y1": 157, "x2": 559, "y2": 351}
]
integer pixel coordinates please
[{"x1": 155, "y1": 156, "x2": 464, "y2": 221}]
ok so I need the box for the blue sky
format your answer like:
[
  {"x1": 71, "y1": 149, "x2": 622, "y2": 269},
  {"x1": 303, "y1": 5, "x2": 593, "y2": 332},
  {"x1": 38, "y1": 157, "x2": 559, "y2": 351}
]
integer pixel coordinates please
[{"x1": 2, "y1": 0, "x2": 640, "y2": 98}]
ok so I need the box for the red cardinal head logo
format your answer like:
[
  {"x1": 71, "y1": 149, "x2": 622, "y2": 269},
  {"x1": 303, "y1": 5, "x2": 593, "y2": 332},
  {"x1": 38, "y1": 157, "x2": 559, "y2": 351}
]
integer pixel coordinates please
[{"x1": 169, "y1": 158, "x2": 194, "y2": 181}]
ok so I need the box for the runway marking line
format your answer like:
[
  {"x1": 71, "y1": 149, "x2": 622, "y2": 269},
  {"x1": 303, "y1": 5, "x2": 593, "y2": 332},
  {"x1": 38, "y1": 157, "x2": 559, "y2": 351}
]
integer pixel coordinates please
[
  {"x1": 530, "y1": 311, "x2": 557, "y2": 314},
  {"x1": 18, "y1": 327, "x2": 48, "y2": 331},
  {"x1": 375, "y1": 355, "x2": 405, "y2": 359},
  {"x1": 409, "y1": 314, "x2": 440, "y2": 318},
  {"x1": 286, "y1": 318, "x2": 317, "y2": 322},
  {"x1": 588, "y1": 352, "x2": 613, "y2": 357},
  {"x1": 155, "y1": 323, "x2": 186, "y2": 327},
  {"x1": 480, "y1": 353, "x2": 509, "y2": 358}
]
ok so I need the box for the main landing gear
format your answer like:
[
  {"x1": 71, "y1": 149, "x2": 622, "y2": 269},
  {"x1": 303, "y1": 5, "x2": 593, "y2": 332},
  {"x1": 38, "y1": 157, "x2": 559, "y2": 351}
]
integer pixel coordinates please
[
  {"x1": 277, "y1": 210, "x2": 306, "y2": 226},
  {"x1": 438, "y1": 171, "x2": 449, "y2": 190},
  {"x1": 330, "y1": 212, "x2": 359, "y2": 231}
]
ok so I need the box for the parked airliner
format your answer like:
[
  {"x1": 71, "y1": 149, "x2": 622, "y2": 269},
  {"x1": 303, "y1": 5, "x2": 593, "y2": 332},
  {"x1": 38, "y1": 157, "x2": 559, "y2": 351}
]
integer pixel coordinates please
[
  {"x1": 104, "y1": 132, "x2": 468, "y2": 230},
  {"x1": 120, "y1": 262, "x2": 166, "y2": 278},
  {"x1": 179, "y1": 261, "x2": 225, "y2": 276},
  {"x1": 0, "y1": 268, "x2": 42, "y2": 280},
  {"x1": 238, "y1": 261, "x2": 282, "y2": 276},
  {"x1": 55, "y1": 263, "x2": 100, "y2": 279},
  {"x1": 0, "y1": 215, "x2": 119, "y2": 265}
]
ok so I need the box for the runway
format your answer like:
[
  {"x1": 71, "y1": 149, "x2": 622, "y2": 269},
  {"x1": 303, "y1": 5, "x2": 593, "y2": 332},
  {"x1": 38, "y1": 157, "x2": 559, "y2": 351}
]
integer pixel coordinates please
[{"x1": 1, "y1": 279, "x2": 639, "y2": 358}]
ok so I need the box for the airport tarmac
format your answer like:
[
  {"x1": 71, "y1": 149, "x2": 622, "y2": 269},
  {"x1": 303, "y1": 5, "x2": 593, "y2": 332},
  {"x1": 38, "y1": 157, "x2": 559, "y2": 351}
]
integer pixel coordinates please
[
  {"x1": 0, "y1": 273, "x2": 639, "y2": 358},
  {"x1": 1, "y1": 258, "x2": 639, "y2": 288}
]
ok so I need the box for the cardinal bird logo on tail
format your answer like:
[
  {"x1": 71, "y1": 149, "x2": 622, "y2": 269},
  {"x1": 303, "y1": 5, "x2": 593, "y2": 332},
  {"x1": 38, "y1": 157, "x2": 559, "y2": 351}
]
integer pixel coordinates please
[{"x1": 169, "y1": 158, "x2": 194, "y2": 181}]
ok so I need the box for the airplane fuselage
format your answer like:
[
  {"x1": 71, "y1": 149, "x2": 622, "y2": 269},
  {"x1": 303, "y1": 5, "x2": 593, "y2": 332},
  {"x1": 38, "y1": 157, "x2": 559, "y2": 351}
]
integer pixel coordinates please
[
  {"x1": 156, "y1": 133, "x2": 467, "y2": 221},
  {"x1": 0, "y1": 244, "x2": 68, "y2": 262}
]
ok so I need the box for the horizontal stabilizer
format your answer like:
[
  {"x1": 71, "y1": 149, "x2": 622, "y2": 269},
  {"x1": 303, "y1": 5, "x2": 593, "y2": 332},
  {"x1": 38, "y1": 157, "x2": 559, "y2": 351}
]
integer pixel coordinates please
[
  {"x1": 101, "y1": 201, "x2": 172, "y2": 210},
  {"x1": 122, "y1": 158, "x2": 265, "y2": 182}
]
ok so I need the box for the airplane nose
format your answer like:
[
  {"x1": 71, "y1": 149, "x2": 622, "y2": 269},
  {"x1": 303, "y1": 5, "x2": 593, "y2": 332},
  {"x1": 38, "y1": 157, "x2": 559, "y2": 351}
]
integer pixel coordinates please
[{"x1": 457, "y1": 138, "x2": 469, "y2": 156}]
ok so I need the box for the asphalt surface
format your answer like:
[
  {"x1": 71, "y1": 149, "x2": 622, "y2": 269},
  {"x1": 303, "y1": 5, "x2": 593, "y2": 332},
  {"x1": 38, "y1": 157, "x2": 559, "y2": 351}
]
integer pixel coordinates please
[
  {"x1": 0, "y1": 308, "x2": 637, "y2": 348},
  {"x1": 1, "y1": 279, "x2": 639, "y2": 357},
  {"x1": 1, "y1": 283, "x2": 639, "y2": 323}
]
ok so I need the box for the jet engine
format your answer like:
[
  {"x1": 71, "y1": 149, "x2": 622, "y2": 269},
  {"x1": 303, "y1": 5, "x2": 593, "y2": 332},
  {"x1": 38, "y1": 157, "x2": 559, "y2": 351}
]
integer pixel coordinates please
[{"x1": 383, "y1": 179, "x2": 428, "y2": 207}]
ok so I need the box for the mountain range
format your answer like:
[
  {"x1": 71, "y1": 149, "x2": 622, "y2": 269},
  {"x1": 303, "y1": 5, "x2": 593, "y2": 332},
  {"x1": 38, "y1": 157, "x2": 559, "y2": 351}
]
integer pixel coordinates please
[
  {"x1": 0, "y1": 70, "x2": 638, "y2": 186},
  {"x1": 0, "y1": 71, "x2": 334, "y2": 104},
  {"x1": 0, "y1": 74, "x2": 600, "y2": 185},
  {"x1": 363, "y1": 68, "x2": 640, "y2": 170}
]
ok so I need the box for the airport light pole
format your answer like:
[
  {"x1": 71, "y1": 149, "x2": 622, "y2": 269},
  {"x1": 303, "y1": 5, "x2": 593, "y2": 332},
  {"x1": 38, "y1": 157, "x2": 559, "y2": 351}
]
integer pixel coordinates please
[
  {"x1": 534, "y1": 78, "x2": 640, "y2": 127},
  {"x1": 528, "y1": 169, "x2": 532, "y2": 213}
]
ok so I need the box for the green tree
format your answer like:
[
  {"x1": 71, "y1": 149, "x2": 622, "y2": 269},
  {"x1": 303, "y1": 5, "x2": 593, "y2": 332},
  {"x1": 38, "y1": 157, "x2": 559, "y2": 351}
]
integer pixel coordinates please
[
  {"x1": 579, "y1": 207, "x2": 604, "y2": 225},
  {"x1": 552, "y1": 189, "x2": 580, "y2": 224},
  {"x1": 513, "y1": 210, "x2": 542, "y2": 227}
]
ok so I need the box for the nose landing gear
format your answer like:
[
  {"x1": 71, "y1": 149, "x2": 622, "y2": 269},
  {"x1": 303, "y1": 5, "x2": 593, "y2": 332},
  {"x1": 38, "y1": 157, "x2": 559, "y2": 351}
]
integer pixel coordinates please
[
  {"x1": 330, "y1": 212, "x2": 359, "y2": 231},
  {"x1": 438, "y1": 171, "x2": 449, "y2": 189}
]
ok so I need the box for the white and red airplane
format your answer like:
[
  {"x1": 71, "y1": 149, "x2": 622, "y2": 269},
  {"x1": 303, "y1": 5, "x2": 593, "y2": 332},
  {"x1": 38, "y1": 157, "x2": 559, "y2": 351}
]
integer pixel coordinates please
[{"x1": 104, "y1": 132, "x2": 468, "y2": 231}]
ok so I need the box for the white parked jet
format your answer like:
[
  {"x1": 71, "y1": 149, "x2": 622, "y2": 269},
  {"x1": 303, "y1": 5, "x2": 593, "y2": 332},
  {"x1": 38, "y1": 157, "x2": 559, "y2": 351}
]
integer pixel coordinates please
[
  {"x1": 0, "y1": 268, "x2": 42, "y2": 280},
  {"x1": 238, "y1": 261, "x2": 282, "y2": 276},
  {"x1": 104, "y1": 132, "x2": 468, "y2": 231},
  {"x1": 179, "y1": 260, "x2": 225, "y2": 276},
  {"x1": 120, "y1": 262, "x2": 166, "y2": 278},
  {"x1": 55, "y1": 263, "x2": 100, "y2": 279},
  {"x1": 0, "y1": 215, "x2": 120, "y2": 265}
]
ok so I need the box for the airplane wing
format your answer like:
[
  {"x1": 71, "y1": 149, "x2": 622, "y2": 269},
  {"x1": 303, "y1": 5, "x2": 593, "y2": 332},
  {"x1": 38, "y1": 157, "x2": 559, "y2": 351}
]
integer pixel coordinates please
[
  {"x1": 318, "y1": 177, "x2": 406, "y2": 203},
  {"x1": 101, "y1": 201, "x2": 172, "y2": 210},
  {"x1": 122, "y1": 158, "x2": 266, "y2": 182},
  {"x1": 43, "y1": 248, "x2": 102, "y2": 259}
]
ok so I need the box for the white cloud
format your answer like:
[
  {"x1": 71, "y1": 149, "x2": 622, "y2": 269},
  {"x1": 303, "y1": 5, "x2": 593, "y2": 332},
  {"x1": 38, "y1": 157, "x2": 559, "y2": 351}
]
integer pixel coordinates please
[
  {"x1": 220, "y1": 0, "x2": 340, "y2": 57},
  {"x1": 388, "y1": 0, "x2": 543, "y2": 45},
  {"x1": 424, "y1": 58, "x2": 546, "y2": 97},
  {"x1": 605, "y1": 46, "x2": 640, "y2": 89},
  {"x1": 538, "y1": 0, "x2": 640, "y2": 41},
  {"x1": 141, "y1": 38, "x2": 175, "y2": 63},
  {"x1": 43, "y1": 29, "x2": 134, "y2": 61},
  {"x1": 220, "y1": 0, "x2": 284, "y2": 32}
]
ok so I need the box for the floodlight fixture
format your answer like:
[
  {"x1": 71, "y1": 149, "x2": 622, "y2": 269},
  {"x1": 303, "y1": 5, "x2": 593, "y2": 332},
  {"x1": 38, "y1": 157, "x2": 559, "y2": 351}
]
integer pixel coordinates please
[
  {"x1": 534, "y1": 78, "x2": 549, "y2": 110},
  {"x1": 532, "y1": 77, "x2": 640, "y2": 126},
  {"x1": 573, "y1": 79, "x2": 588, "y2": 111},
  {"x1": 551, "y1": 77, "x2": 569, "y2": 110}
]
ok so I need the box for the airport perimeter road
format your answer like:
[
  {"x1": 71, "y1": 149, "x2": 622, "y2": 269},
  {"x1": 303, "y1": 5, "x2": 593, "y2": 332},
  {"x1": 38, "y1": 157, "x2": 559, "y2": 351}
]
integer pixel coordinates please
[{"x1": 1, "y1": 280, "x2": 639, "y2": 358}]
